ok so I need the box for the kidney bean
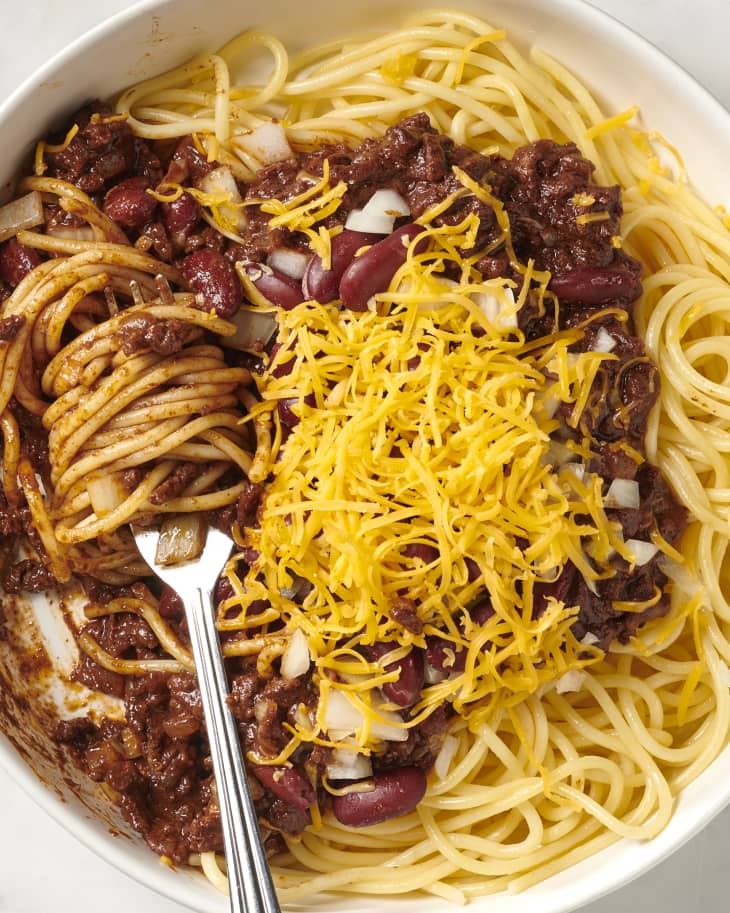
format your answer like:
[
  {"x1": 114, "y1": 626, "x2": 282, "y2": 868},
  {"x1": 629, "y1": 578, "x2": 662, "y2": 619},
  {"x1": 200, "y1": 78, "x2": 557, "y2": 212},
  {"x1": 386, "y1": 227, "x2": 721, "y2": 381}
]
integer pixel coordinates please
[
  {"x1": 240, "y1": 262, "x2": 304, "y2": 310},
  {"x1": 465, "y1": 557, "x2": 481, "y2": 583},
  {"x1": 425, "y1": 635, "x2": 466, "y2": 673},
  {"x1": 403, "y1": 542, "x2": 439, "y2": 565},
  {"x1": 214, "y1": 575, "x2": 235, "y2": 606},
  {"x1": 269, "y1": 342, "x2": 296, "y2": 378},
  {"x1": 302, "y1": 229, "x2": 384, "y2": 303},
  {"x1": 278, "y1": 392, "x2": 316, "y2": 429},
  {"x1": 102, "y1": 176, "x2": 157, "y2": 230},
  {"x1": 426, "y1": 597, "x2": 493, "y2": 673},
  {"x1": 162, "y1": 191, "x2": 200, "y2": 248},
  {"x1": 251, "y1": 764, "x2": 315, "y2": 811},
  {"x1": 364, "y1": 643, "x2": 424, "y2": 708},
  {"x1": 0, "y1": 238, "x2": 41, "y2": 288},
  {"x1": 469, "y1": 597, "x2": 494, "y2": 626},
  {"x1": 332, "y1": 767, "x2": 426, "y2": 827},
  {"x1": 243, "y1": 546, "x2": 260, "y2": 566},
  {"x1": 339, "y1": 224, "x2": 428, "y2": 311},
  {"x1": 158, "y1": 585, "x2": 184, "y2": 619},
  {"x1": 180, "y1": 248, "x2": 242, "y2": 317},
  {"x1": 550, "y1": 267, "x2": 641, "y2": 305},
  {"x1": 533, "y1": 562, "x2": 577, "y2": 618}
]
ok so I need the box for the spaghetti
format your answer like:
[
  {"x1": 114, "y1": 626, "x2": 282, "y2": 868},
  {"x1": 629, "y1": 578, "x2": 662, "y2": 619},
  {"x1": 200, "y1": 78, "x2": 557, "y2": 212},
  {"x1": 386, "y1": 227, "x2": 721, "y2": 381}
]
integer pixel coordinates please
[{"x1": 2, "y1": 6, "x2": 730, "y2": 906}]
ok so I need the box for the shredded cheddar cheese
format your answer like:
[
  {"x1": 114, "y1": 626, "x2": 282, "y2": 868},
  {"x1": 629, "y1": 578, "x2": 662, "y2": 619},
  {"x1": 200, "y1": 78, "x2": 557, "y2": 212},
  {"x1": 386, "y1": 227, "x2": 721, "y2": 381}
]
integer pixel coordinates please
[
  {"x1": 585, "y1": 105, "x2": 639, "y2": 140},
  {"x1": 576, "y1": 211, "x2": 611, "y2": 226},
  {"x1": 226, "y1": 214, "x2": 638, "y2": 753}
]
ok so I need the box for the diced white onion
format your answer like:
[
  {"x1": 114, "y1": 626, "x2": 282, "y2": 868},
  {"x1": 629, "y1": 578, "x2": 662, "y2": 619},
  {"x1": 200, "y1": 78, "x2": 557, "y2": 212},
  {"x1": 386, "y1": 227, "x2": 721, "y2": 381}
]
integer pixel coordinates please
[
  {"x1": 345, "y1": 188, "x2": 410, "y2": 234},
  {"x1": 267, "y1": 248, "x2": 311, "y2": 280},
  {"x1": 474, "y1": 286, "x2": 518, "y2": 329},
  {"x1": 593, "y1": 326, "x2": 617, "y2": 353},
  {"x1": 293, "y1": 703, "x2": 314, "y2": 729},
  {"x1": 424, "y1": 661, "x2": 446, "y2": 684},
  {"x1": 255, "y1": 700, "x2": 275, "y2": 723},
  {"x1": 555, "y1": 670, "x2": 586, "y2": 693},
  {"x1": 199, "y1": 165, "x2": 247, "y2": 232},
  {"x1": 0, "y1": 191, "x2": 44, "y2": 243},
  {"x1": 541, "y1": 391, "x2": 562, "y2": 421},
  {"x1": 222, "y1": 308, "x2": 278, "y2": 352},
  {"x1": 582, "y1": 574, "x2": 599, "y2": 596},
  {"x1": 581, "y1": 631, "x2": 600, "y2": 646},
  {"x1": 604, "y1": 477, "x2": 640, "y2": 509},
  {"x1": 46, "y1": 224, "x2": 95, "y2": 242},
  {"x1": 397, "y1": 276, "x2": 457, "y2": 311},
  {"x1": 280, "y1": 628, "x2": 311, "y2": 680},
  {"x1": 232, "y1": 122, "x2": 292, "y2": 166},
  {"x1": 370, "y1": 706, "x2": 409, "y2": 742},
  {"x1": 565, "y1": 463, "x2": 585, "y2": 482},
  {"x1": 324, "y1": 690, "x2": 364, "y2": 739},
  {"x1": 154, "y1": 515, "x2": 206, "y2": 566},
  {"x1": 625, "y1": 538, "x2": 660, "y2": 566},
  {"x1": 326, "y1": 748, "x2": 373, "y2": 781},
  {"x1": 364, "y1": 188, "x2": 410, "y2": 218},
  {"x1": 87, "y1": 472, "x2": 127, "y2": 517},
  {"x1": 658, "y1": 557, "x2": 701, "y2": 598},
  {"x1": 434, "y1": 734, "x2": 458, "y2": 780},
  {"x1": 345, "y1": 210, "x2": 392, "y2": 234},
  {"x1": 323, "y1": 690, "x2": 408, "y2": 742},
  {"x1": 544, "y1": 440, "x2": 577, "y2": 467}
]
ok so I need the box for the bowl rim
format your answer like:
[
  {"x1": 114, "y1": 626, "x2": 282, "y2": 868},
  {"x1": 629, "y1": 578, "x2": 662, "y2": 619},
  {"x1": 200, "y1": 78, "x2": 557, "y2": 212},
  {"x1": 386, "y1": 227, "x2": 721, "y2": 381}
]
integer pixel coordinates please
[{"x1": 1, "y1": 1, "x2": 730, "y2": 911}]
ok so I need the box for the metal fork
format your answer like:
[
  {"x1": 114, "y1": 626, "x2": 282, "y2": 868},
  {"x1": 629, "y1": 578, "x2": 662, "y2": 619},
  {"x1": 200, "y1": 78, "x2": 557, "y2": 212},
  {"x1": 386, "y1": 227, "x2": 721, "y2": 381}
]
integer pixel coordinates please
[{"x1": 133, "y1": 524, "x2": 281, "y2": 913}]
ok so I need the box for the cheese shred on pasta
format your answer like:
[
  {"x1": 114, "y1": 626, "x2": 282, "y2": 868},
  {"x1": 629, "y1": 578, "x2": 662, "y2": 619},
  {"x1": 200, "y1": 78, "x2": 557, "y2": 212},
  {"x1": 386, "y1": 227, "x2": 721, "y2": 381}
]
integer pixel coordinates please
[{"x1": 113, "y1": 7, "x2": 730, "y2": 904}]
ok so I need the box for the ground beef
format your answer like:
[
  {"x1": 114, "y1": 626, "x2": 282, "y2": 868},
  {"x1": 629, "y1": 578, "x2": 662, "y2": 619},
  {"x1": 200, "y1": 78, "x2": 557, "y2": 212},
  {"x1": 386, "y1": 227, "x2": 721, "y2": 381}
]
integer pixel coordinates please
[
  {"x1": 0, "y1": 239, "x2": 42, "y2": 289},
  {"x1": 374, "y1": 704, "x2": 451, "y2": 772},
  {"x1": 148, "y1": 463, "x2": 201, "y2": 506},
  {"x1": 71, "y1": 654, "x2": 125, "y2": 698},
  {"x1": 3, "y1": 559, "x2": 57, "y2": 593},
  {"x1": 117, "y1": 314, "x2": 194, "y2": 356},
  {"x1": 0, "y1": 498, "x2": 31, "y2": 537},
  {"x1": 54, "y1": 716, "x2": 97, "y2": 744},
  {"x1": 45, "y1": 102, "x2": 162, "y2": 195},
  {"x1": 235, "y1": 113, "x2": 634, "y2": 289}
]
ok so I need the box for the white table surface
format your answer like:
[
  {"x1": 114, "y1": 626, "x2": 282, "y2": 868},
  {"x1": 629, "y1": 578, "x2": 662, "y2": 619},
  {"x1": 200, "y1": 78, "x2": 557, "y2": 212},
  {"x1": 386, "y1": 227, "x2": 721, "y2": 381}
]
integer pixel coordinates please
[{"x1": 1, "y1": 1, "x2": 729, "y2": 912}]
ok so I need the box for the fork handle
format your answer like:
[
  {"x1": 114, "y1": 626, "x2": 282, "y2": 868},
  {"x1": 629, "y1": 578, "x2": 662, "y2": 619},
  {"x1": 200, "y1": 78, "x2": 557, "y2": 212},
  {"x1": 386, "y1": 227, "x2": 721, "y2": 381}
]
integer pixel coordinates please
[{"x1": 184, "y1": 587, "x2": 281, "y2": 913}]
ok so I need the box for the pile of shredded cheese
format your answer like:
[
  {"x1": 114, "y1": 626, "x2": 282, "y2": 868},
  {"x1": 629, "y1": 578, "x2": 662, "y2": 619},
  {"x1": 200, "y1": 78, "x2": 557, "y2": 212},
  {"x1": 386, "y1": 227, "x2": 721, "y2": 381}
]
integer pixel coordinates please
[{"x1": 224, "y1": 207, "x2": 640, "y2": 757}]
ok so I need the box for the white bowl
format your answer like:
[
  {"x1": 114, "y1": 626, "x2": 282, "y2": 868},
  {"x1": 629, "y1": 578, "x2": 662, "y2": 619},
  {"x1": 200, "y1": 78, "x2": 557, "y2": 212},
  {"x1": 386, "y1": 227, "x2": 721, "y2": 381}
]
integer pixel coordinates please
[{"x1": 1, "y1": 1, "x2": 729, "y2": 912}]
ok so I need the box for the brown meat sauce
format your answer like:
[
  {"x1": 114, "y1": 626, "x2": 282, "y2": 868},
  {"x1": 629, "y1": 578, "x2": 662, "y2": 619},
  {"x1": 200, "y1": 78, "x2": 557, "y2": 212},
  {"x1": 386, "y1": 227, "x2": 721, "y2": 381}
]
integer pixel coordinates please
[{"x1": 2, "y1": 110, "x2": 688, "y2": 860}]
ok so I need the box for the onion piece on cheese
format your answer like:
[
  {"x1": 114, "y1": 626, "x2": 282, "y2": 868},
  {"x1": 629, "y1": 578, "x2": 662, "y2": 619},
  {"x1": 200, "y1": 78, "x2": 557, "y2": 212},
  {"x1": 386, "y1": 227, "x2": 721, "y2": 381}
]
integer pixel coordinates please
[
  {"x1": 199, "y1": 165, "x2": 248, "y2": 232},
  {"x1": 474, "y1": 286, "x2": 518, "y2": 329}
]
